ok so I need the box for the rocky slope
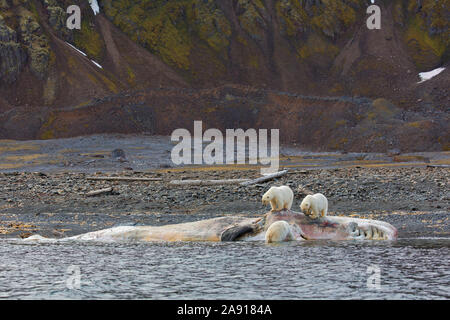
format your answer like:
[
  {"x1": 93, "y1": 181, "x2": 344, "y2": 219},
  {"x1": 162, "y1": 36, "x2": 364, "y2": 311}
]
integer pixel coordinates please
[{"x1": 0, "y1": 0, "x2": 448, "y2": 151}]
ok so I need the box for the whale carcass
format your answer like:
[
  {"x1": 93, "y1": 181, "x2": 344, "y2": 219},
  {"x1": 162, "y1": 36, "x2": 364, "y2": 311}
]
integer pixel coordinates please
[{"x1": 25, "y1": 210, "x2": 397, "y2": 242}]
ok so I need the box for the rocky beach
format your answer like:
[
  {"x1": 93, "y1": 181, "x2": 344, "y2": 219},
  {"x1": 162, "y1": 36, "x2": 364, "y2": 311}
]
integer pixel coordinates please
[{"x1": 0, "y1": 136, "x2": 448, "y2": 240}]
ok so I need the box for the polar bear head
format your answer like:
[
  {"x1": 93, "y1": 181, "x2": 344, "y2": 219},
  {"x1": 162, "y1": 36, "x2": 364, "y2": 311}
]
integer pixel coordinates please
[
  {"x1": 261, "y1": 187, "x2": 276, "y2": 205},
  {"x1": 300, "y1": 195, "x2": 313, "y2": 215}
]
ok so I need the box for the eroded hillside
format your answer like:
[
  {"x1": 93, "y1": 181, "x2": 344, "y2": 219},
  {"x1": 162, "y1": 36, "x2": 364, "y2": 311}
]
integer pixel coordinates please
[{"x1": 0, "y1": 0, "x2": 448, "y2": 151}]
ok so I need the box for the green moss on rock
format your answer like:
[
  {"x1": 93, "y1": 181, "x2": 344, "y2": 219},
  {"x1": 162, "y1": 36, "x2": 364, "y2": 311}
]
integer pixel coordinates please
[
  {"x1": 405, "y1": 15, "x2": 446, "y2": 70},
  {"x1": 19, "y1": 8, "x2": 50, "y2": 79},
  {"x1": 236, "y1": 0, "x2": 266, "y2": 41},
  {"x1": 74, "y1": 19, "x2": 104, "y2": 61},
  {"x1": 0, "y1": 14, "x2": 27, "y2": 83},
  {"x1": 187, "y1": 0, "x2": 231, "y2": 53},
  {"x1": 404, "y1": 0, "x2": 448, "y2": 70}
]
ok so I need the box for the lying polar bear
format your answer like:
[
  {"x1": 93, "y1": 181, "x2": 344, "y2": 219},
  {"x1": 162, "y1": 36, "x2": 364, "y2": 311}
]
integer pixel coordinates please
[
  {"x1": 265, "y1": 220, "x2": 305, "y2": 243},
  {"x1": 262, "y1": 186, "x2": 294, "y2": 211},
  {"x1": 265, "y1": 221, "x2": 294, "y2": 243},
  {"x1": 300, "y1": 193, "x2": 328, "y2": 219}
]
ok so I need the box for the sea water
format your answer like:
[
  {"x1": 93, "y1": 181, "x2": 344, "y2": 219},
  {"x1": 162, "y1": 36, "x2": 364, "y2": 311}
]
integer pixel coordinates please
[{"x1": 0, "y1": 238, "x2": 448, "y2": 299}]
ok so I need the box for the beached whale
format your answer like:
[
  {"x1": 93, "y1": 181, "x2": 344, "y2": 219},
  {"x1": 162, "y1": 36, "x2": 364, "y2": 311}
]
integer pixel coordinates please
[{"x1": 25, "y1": 210, "x2": 397, "y2": 242}]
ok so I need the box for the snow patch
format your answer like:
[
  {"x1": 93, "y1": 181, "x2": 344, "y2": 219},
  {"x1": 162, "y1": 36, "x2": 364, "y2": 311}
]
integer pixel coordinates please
[
  {"x1": 89, "y1": 0, "x2": 100, "y2": 15},
  {"x1": 91, "y1": 60, "x2": 103, "y2": 69},
  {"x1": 65, "y1": 42, "x2": 87, "y2": 56},
  {"x1": 66, "y1": 42, "x2": 103, "y2": 69},
  {"x1": 418, "y1": 67, "x2": 446, "y2": 83}
]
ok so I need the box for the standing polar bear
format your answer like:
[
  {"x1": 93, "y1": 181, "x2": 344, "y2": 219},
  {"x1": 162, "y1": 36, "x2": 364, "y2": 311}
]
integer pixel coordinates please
[
  {"x1": 262, "y1": 186, "x2": 294, "y2": 211},
  {"x1": 300, "y1": 193, "x2": 328, "y2": 219}
]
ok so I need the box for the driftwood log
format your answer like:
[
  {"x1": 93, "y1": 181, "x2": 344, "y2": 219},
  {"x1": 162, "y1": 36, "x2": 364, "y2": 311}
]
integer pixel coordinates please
[
  {"x1": 86, "y1": 177, "x2": 162, "y2": 182},
  {"x1": 169, "y1": 179, "x2": 250, "y2": 186},
  {"x1": 85, "y1": 187, "x2": 114, "y2": 197},
  {"x1": 240, "y1": 170, "x2": 288, "y2": 186}
]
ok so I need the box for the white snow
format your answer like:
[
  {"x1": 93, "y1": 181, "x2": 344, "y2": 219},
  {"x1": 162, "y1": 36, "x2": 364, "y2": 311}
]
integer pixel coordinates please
[
  {"x1": 418, "y1": 67, "x2": 446, "y2": 83},
  {"x1": 66, "y1": 42, "x2": 103, "y2": 69},
  {"x1": 90, "y1": 60, "x2": 103, "y2": 69},
  {"x1": 65, "y1": 42, "x2": 87, "y2": 56},
  {"x1": 89, "y1": 0, "x2": 100, "y2": 15}
]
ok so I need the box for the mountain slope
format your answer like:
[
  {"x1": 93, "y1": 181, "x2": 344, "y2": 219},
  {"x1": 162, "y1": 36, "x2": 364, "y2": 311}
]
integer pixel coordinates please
[
  {"x1": 0, "y1": 0, "x2": 186, "y2": 110},
  {"x1": 0, "y1": 0, "x2": 448, "y2": 151}
]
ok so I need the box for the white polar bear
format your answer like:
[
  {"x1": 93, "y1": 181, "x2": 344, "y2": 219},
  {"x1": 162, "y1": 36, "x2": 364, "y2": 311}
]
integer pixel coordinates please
[
  {"x1": 262, "y1": 186, "x2": 294, "y2": 211},
  {"x1": 265, "y1": 221, "x2": 295, "y2": 243},
  {"x1": 300, "y1": 193, "x2": 328, "y2": 219}
]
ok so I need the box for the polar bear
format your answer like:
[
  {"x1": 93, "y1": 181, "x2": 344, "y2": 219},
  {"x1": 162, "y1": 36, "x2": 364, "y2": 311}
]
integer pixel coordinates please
[
  {"x1": 300, "y1": 193, "x2": 328, "y2": 219},
  {"x1": 262, "y1": 186, "x2": 294, "y2": 211},
  {"x1": 265, "y1": 221, "x2": 294, "y2": 243}
]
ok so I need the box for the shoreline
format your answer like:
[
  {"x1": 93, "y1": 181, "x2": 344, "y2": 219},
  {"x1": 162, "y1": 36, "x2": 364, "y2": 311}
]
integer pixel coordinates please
[
  {"x1": 0, "y1": 134, "x2": 449, "y2": 173},
  {"x1": 0, "y1": 164, "x2": 448, "y2": 240},
  {"x1": 0, "y1": 135, "x2": 448, "y2": 240}
]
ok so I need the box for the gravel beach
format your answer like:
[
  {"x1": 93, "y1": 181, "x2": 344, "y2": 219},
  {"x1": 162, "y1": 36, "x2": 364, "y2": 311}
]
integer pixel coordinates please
[{"x1": 0, "y1": 165, "x2": 448, "y2": 239}]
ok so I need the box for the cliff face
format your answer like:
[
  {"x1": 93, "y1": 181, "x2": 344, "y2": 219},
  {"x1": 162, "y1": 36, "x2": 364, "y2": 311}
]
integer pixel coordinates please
[
  {"x1": 0, "y1": 0, "x2": 186, "y2": 111},
  {"x1": 0, "y1": 0, "x2": 448, "y2": 152},
  {"x1": 100, "y1": 0, "x2": 448, "y2": 90}
]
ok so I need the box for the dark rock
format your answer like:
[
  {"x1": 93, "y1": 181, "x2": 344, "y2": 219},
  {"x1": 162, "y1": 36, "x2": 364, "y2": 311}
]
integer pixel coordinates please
[
  {"x1": 19, "y1": 13, "x2": 50, "y2": 80},
  {"x1": 111, "y1": 149, "x2": 126, "y2": 159},
  {"x1": 387, "y1": 149, "x2": 401, "y2": 156},
  {"x1": 0, "y1": 16, "x2": 27, "y2": 83}
]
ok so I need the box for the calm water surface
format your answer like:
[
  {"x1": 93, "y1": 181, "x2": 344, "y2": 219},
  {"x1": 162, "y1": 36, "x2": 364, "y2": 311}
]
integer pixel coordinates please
[{"x1": 0, "y1": 239, "x2": 448, "y2": 299}]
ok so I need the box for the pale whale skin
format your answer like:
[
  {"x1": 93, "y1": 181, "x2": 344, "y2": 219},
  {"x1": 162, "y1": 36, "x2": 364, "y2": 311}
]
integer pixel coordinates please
[
  {"x1": 25, "y1": 210, "x2": 397, "y2": 242},
  {"x1": 263, "y1": 210, "x2": 397, "y2": 241}
]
